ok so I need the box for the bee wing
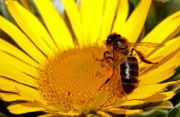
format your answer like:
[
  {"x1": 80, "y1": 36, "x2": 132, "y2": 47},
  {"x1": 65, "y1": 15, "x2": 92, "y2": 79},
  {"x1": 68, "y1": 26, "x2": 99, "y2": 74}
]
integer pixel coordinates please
[
  {"x1": 129, "y1": 42, "x2": 164, "y2": 48},
  {"x1": 129, "y1": 42, "x2": 164, "y2": 55}
]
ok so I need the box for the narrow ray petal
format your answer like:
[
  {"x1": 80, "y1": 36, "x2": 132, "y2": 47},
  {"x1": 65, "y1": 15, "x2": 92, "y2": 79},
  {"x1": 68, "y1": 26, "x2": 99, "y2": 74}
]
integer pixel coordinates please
[
  {"x1": 100, "y1": 0, "x2": 119, "y2": 41},
  {"x1": 0, "y1": 65, "x2": 36, "y2": 87},
  {"x1": 121, "y1": 0, "x2": 152, "y2": 42},
  {"x1": 8, "y1": 103, "x2": 46, "y2": 114},
  {"x1": 0, "y1": 51, "x2": 37, "y2": 77},
  {"x1": 139, "y1": 48, "x2": 180, "y2": 85},
  {"x1": 5, "y1": 0, "x2": 56, "y2": 56},
  {"x1": 139, "y1": 67, "x2": 175, "y2": 86},
  {"x1": 127, "y1": 84, "x2": 167, "y2": 100},
  {"x1": 0, "y1": 38, "x2": 39, "y2": 68},
  {"x1": 0, "y1": 16, "x2": 45, "y2": 63},
  {"x1": 67, "y1": 110, "x2": 82, "y2": 116},
  {"x1": 79, "y1": 0, "x2": 91, "y2": 44},
  {"x1": 72, "y1": 104, "x2": 88, "y2": 114},
  {"x1": 97, "y1": 111, "x2": 112, "y2": 117},
  {"x1": 139, "y1": 39, "x2": 180, "y2": 71},
  {"x1": 112, "y1": 0, "x2": 129, "y2": 33},
  {"x1": 88, "y1": 0, "x2": 104, "y2": 45},
  {"x1": 120, "y1": 100, "x2": 145, "y2": 106},
  {"x1": 0, "y1": 77, "x2": 45, "y2": 103},
  {"x1": 147, "y1": 36, "x2": 180, "y2": 61},
  {"x1": 108, "y1": 108, "x2": 142, "y2": 115},
  {"x1": 142, "y1": 11, "x2": 180, "y2": 43},
  {"x1": 0, "y1": 92, "x2": 26, "y2": 102},
  {"x1": 90, "y1": 92, "x2": 108, "y2": 110},
  {"x1": 112, "y1": 99, "x2": 145, "y2": 107},
  {"x1": 164, "y1": 80, "x2": 180, "y2": 86},
  {"x1": 61, "y1": 0, "x2": 82, "y2": 45},
  {"x1": 34, "y1": 0, "x2": 74, "y2": 49},
  {"x1": 143, "y1": 91, "x2": 175, "y2": 102},
  {"x1": 80, "y1": 0, "x2": 105, "y2": 45},
  {"x1": 146, "y1": 101, "x2": 173, "y2": 110},
  {"x1": 38, "y1": 114, "x2": 52, "y2": 117}
]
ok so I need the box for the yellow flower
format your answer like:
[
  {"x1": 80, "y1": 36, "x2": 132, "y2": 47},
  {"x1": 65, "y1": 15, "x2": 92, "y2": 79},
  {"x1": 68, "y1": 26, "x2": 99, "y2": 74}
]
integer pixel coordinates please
[{"x1": 0, "y1": 0, "x2": 179, "y2": 116}]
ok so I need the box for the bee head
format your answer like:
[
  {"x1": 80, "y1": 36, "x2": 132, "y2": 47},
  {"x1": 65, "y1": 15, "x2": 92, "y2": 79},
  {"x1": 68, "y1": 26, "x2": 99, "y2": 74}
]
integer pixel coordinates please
[{"x1": 106, "y1": 33, "x2": 121, "y2": 46}]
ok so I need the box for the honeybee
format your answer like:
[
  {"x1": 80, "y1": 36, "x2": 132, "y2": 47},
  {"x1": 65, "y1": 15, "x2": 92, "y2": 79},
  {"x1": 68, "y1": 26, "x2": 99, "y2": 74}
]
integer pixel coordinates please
[{"x1": 100, "y1": 33, "x2": 159, "y2": 94}]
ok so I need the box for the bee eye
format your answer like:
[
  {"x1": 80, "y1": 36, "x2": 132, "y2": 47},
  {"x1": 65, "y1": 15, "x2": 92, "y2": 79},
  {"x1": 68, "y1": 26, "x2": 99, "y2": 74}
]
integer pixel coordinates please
[
  {"x1": 106, "y1": 38, "x2": 114, "y2": 46},
  {"x1": 116, "y1": 41, "x2": 122, "y2": 46},
  {"x1": 108, "y1": 38, "x2": 112, "y2": 42}
]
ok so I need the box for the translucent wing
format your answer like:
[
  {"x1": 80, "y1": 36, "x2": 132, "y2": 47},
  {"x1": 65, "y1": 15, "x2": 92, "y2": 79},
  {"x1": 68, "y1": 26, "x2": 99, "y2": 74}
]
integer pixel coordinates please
[
  {"x1": 129, "y1": 42, "x2": 164, "y2": 55},
  {"x1": 129, "y1": 42, "x2": 164, "y2": 48}
]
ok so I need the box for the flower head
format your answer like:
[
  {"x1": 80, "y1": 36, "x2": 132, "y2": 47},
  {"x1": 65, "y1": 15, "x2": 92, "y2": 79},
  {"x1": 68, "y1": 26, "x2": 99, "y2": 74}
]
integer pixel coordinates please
[{"x1": 0, "y1": 0, "x2": 179, "y2": 116}]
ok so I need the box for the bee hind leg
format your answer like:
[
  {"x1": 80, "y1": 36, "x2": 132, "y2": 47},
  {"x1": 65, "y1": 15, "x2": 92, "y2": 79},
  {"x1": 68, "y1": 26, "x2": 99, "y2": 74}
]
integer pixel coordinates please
[
  {"x1": 132, "y1": 49, "x2": 158, "y2": 64},
  {"x1": 98, "y1": 78, "x2": 111, "y2": 90}
]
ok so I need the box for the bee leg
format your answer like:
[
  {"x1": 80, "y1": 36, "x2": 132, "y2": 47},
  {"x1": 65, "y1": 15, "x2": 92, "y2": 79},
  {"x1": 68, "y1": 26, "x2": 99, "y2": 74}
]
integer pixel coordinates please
[
  {"x1": 96, "y1": 51, "x2": 111, "y2": 61},
  {"x1": 132, "y1": 49, "x2": 158, "y2": 64},
  {"x1": 104, "y1": 51, "x2": 111, "y2": 58},
  {"x1": 98, "y1": 78, "x2": 111, "y2": 90}
]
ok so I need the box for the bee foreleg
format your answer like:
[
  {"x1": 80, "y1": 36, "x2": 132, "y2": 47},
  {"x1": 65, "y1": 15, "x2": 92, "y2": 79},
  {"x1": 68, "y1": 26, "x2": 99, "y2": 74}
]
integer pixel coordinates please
[
  {"x1": 104, "y1": 51, "x2": 111, "y2": 58},
  {"x1": 97, "y1": 51, "x2": 113, "y2": 62},
  {"x1": 133, "y1": 49, "x2": 158, "y2": 64}
]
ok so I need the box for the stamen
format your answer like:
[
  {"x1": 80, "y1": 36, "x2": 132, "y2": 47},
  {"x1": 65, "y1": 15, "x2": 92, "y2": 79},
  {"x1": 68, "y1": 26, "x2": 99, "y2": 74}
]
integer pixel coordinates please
[{"x1": 37, "y1": 46, "x2": 125, "y2": 110}]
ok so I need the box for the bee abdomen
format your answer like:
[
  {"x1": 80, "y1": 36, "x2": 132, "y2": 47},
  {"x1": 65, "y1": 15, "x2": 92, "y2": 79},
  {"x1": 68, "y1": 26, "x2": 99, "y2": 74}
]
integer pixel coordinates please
[{"x1": 120, "y1": 57, "x2": 139, "y2": 94}]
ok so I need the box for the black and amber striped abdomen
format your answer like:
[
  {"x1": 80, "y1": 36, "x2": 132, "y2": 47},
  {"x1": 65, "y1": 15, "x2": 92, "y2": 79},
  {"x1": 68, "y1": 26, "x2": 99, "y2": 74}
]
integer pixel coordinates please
[{"x1": 120, "y1": 57, "x2": 139, "y2": 94}]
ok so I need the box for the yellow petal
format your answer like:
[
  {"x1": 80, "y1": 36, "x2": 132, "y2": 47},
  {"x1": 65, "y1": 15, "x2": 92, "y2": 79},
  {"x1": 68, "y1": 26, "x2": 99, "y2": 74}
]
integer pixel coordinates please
[
  {"x1": 61, "y1": 0, "x2": 82, "y2": 45},
  {"x1": 34, "y1": 0, "x2": 74, "y2": 50},
  {"x1": 112, "y1": 99, "x2": 145, "y2": 107},
  {"x1": 67, "y1": 110, "x2": 82, "y2": 116},
  {"x1": 121, "y1": 0, "x2": 152, "y2": 42},
  {"x1": 47, "y1": 102, "x2": 68, "y2": 113},
  {"x1": 0, "y1": 16, "x2": 46, "y2": 63},
  {"x1": 0, "y1": 50, "x2": 37, "y2": 77},
  {"x1": 79, "y1": 0, "x2": 91, "y2": 44},
  {"x1": 143, "y1": 91, "x2": 175, "y2": 102},
  {"x1": 38, "y1": 113, "x2": 69, "y2": 117},
  {"x1": 139, "y1": 67, "x2": 175, "y2": 86},
  {"x1": 90, "y1": 92, "x2": 108, "y2": 110},
  {"x1": 108, "y1": 108, "x2": 142, "y2": 115},
  {"x1": 5, "y1": 0, "x2": 55, "y2": 57},
  {"x1": 100, "y1": 0, "x2": 119, "y2": 41},
  {"x1": 120, "y1": 100, "x2": 145, "y2": 106},
  {"x1": 139, "y1": 36, "x2": 180, "y2": 68},
  {"x1": 80, "y1": 0, "x2": 105, "y2": 45},
  {"x1": 97, "y1": 111, "x2": 112, "y2": 117},
  {"x1": 139, "y1": 48, "x2": 180, "y2": 85},
  {"x1": 8, "y1": 103, "x2": 46, "y2": 114},
  {"x1": 38, "y1": 114, "x2": 51, "y2": 117},
  {"x1": 127, "y1": 84, "x2": 167, "y2": 100},
  {"x1": 0, "y1": 92, "x2": 25, "y2": 102},
  {"x1": 0, "y1": 38, "x2": 39, "y2": 68},
  {"x1": 0, "y1": 77, "x2": 45, "y2": 103},
  {"x1": 146, "y1": 101, "x2": 173, "y2": 110},
  {"x1": 72, "y1": 104, "x2": 88, "y2": 114},
  {"x1": 142, "y1": 11, "x2": 180, "y2": 43},
  {"x1": 148, "y1": 36, "x2": 180, "y2": 59},
  {"x1": 164, "y1": 80, "x2": 180, "y2": 86},
  {"x1": 38, "y1": 114, "x2": 52, "y2": 117},
  {"x1": 112, "y1": 0, "x2": 129, "y2": 34},
  {"x1": 0, "y1": 65, "x2": 36, "y2": 87}
]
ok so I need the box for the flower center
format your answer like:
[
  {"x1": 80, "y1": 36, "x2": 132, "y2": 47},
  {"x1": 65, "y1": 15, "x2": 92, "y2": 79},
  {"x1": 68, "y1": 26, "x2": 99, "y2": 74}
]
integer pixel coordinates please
[{"x1": 37, "y1": 46, "x2": 125, "y2": 110}]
